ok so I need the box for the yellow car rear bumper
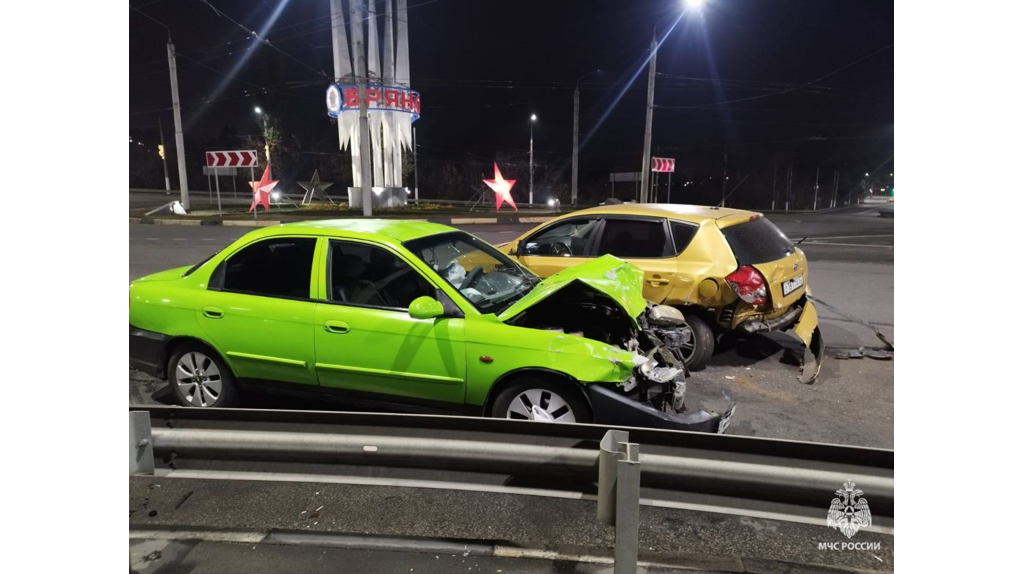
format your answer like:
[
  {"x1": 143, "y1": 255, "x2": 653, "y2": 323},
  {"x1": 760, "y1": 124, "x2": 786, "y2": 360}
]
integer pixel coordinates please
[{"x1": 733, "y1": 298, "x2": 824, "y2": 384}]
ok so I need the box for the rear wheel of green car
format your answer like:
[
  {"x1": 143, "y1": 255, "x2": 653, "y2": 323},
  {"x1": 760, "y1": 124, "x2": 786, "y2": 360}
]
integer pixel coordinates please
[
  {"x1": 682, "y1": 314, "x2": 715, "y2": 371},
  {"x1": 490, "y1": 378, "x2": 590, "y2": 424},
  {"x1": 168, "y1": 344, "x2": 240, "y2": 408}
]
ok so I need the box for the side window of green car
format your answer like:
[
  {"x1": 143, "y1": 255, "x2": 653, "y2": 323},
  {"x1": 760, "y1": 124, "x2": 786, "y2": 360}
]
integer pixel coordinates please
[
  {"x1": 327, "y1": 241, "x2": 435, "y2": 310},
  {"x1": 209, "y1": 237, "x2": 316, "y2": 299}
]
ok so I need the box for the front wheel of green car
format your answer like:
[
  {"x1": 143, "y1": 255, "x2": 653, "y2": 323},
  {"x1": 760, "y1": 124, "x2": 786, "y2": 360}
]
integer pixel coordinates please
[
  {"x1": 490, "y1": 378, "x2": 590, "y2": 424},
  {"x1": 168, "y1": 344, "x2": 240, "y2": 408}
]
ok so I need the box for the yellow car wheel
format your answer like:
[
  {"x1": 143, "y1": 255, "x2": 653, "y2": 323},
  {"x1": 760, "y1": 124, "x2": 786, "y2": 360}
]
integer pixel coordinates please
[{"x1": 682, "y1": 314, "x2": 715, "y2": 371}]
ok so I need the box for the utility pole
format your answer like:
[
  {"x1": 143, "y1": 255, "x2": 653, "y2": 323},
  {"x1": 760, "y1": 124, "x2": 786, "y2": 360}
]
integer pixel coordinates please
[
  {"x1": 771, "y1": 162, "x2": 777, "y2": 210},
  {"x1": 721, "y1": 147, "x2": 728, "y2": 207},
  {"x1": 351, "y1": 0, "x2": 373, "y2": 217},
  {"x1": 167, "y1": 39, "x2": 190, "y2": 210},
  {"x1": 571, "y1": 86, "x2": 580, "y2": 206},
  {"x1": 813, "y1": 166, "x2": 820, "y2": 211},
  {"x1": 413, "y1": 126, "x2": 419, "y2": 202},
  {"x1": 639, "y1": 33, "x2": 657, "y2": 203},
  {"x1": 529, "y1": 114, "x2": 536, "y2": 205},
  {"x1": 158, "y1": 117, "x2": 170, "y2": 191},
  {"x1": 831, "y1": 169, "x2": 839, "y2": 208},
  {"x1": 785, "y1": 165, "x2": 793, "y2": 212}
]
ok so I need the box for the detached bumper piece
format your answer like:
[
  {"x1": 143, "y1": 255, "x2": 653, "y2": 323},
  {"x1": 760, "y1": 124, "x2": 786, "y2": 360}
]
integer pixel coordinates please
[
  {"x1": 130, "y1": 325, "x2": 170, "y2": 378},
  {"x1": 735, "y1": 298, "x2": 825, "y2": 384},
  {"x1": 586, "y1": 384, "x2": 736, "y2": 434}
]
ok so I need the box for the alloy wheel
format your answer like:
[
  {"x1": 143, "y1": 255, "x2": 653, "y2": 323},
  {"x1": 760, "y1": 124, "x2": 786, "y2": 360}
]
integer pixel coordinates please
[{"x1": 175, "y1": 352, "x2": 223, "y2": 407}]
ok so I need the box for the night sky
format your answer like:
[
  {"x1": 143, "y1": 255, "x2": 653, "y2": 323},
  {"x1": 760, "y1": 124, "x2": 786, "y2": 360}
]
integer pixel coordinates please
[{"x1": 130, "y1": 0, "x2": 894, "y2": 206}]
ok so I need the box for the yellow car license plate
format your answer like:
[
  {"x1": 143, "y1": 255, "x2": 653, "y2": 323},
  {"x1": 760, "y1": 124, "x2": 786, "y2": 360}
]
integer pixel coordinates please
[{"x1": 782, "y1": 274, "x2": 804, "y2": 296}]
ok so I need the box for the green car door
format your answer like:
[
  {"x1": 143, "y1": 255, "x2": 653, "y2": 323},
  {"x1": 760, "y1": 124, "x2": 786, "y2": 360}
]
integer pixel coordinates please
[
  {"x1": 197, "y1": 236, "x2": 320, "y2": 387},
  {"x1": 313, "y1": 238, "x2": 467, "y2": 406}
]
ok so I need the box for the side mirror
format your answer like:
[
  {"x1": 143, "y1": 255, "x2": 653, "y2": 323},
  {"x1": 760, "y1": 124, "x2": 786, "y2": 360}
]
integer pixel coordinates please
[{"x1": 408, "y1": 296, "x2": 445, "y2": 320}]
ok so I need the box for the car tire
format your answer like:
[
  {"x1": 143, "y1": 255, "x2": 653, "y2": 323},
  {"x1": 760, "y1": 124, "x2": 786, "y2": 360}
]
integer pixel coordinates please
[
  {"x1": 682, "y1": 314, "x2": 715, "y2": 371},
  {"x1": 167, "y1": 343, "x2": 240, "y2": 408},
  {"x1": 490, "y1": 377, "x2": 591, "y2": 424}
]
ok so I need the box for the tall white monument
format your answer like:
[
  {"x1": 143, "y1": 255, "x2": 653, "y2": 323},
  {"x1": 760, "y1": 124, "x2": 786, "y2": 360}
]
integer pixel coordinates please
[{"x1": 327, "y1": 0, "x2": 419, "y2": 207}]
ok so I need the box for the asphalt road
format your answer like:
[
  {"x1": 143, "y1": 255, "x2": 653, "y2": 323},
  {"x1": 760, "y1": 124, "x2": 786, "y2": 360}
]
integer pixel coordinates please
[
  {"x1": 128, "y1": 207, "x2": 894, "y2": 349},
  {"x1": 130, "y1": 477, "x2": 894, "y2": 572},
  {"x1": 128, "y1": 210, "x2": 893, "y2": 448}
]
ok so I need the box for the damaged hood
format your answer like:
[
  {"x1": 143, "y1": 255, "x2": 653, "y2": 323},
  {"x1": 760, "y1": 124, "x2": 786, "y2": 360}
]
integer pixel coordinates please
[{"x1": 498, "y1": 255, "x2": 648, "y2": 326}]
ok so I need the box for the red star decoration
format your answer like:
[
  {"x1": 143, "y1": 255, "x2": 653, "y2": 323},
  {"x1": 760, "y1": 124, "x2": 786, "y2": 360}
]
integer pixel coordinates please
[
  {"x1": 483, "y1": 163, "x2": 517, "y2": 211},
  {"x1": 248, "y1": 165, "x2": 279, "y2": 212}
]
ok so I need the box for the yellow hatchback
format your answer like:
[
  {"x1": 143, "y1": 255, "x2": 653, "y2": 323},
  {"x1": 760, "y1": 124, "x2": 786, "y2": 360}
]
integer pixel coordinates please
[{"x1": 502, "y1": 203, "x2": 824, "y2": 382}]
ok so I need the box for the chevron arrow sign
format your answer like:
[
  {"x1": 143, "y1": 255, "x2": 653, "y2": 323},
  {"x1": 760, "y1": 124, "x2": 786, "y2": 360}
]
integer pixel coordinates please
[
  {"x1": 651, "y1": 157, "x2": 675, "y2": 173},
  {"x1": 205, "y1": 150, "x2": 259, "y2": 168}
]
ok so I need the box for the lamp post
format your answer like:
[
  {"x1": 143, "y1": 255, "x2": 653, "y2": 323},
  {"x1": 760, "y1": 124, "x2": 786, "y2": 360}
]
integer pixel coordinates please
[
  {"x1": 572, "y1": 69, "x2": 602, "y2": 207},
  {"x1": 255, "y1": 107, "x2": 271, "y2": 179},
  {"x1": 529, "y1": 113, "x2": 537, "y2": 205},
  {"x1": 640, "y1": 0, "x2": 705, "y2": 203}
]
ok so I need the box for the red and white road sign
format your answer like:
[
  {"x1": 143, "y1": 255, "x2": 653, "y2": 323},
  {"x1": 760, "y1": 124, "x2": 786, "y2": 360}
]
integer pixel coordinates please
[
  {"x1": 205, "y1": 150, "x2": 259, "y2": 168},
  {"x1": 651, "y1": 157, "x2": 675, "y2": 173}
]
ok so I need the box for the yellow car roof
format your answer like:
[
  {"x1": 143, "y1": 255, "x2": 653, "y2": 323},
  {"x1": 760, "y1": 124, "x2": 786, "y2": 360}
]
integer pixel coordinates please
[{"x1": 568, "y1": 203, "x2": 760, "y2": 224}]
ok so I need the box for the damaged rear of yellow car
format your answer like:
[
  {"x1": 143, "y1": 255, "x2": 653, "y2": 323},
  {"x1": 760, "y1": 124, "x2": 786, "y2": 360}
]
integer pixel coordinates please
[{"x1": 503, "y1": 204, "x2": 824, "y2": 383}]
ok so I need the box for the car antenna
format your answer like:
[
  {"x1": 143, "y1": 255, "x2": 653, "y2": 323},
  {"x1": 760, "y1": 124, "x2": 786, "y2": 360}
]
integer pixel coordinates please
[{"x1": 717, "y1": 174, "x2": 750, "y2": 208}]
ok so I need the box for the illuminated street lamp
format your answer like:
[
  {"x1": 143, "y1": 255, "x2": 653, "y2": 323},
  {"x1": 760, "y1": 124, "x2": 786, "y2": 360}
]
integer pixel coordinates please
[
  {"x1": 255, "y1": 107, "x2": 271, "y2": 178},
  {"x1": 529, "y1": 114, "x2": 537, "y2": 205},
  {"x1": 641, "y1": 1, "x2": 705, "y2": 203}
]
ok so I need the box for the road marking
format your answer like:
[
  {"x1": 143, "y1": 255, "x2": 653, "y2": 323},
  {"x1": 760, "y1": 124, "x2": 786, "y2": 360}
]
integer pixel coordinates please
[
  {"x1": 201, "y1": 238, "x2": 217, "y2": 241},
  {"x1": 451, "y1": 217, "x2": 497, "y2": 224},
  {"x1": 172, "y1": 238, "x2": 187, "y2": 241},
  {"x1": 803, "y1": 241, "x2": 893, "y2": 248},
  {"x1": 806, "y1": 234, "x2": 894, "y2": 240},
  {"x1": 146, "y1": 238, "x2": 159, "y2": 241}
]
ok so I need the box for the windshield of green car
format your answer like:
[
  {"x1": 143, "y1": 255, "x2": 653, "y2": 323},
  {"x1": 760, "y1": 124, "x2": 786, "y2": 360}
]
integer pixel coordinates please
[{"x1": 405, "y1": 231, "x2": 538, "y2": 314}]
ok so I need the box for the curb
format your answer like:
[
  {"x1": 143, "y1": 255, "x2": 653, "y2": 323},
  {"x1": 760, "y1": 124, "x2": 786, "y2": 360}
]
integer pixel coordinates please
[
  {"x1": 221, "y1": 219, "x2": 282, "y2": 227},
  {"x1": 128, "y1": 527, "x2": 701, "y2": 571},
  {"x1": 133, "y1": 215, "x2": 554, "y2": 227}
]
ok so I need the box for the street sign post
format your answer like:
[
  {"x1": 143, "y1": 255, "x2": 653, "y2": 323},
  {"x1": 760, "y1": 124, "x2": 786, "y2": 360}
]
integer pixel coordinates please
[
  {"x1": 651, "y1": 157, "x2": 675, "y2": 173},
  {"x1": 205, "y1": 151, "x2": 258, "y2": 216},
  {"x1": 651, "y1": 158, "x2": 675, "y2": 203}
]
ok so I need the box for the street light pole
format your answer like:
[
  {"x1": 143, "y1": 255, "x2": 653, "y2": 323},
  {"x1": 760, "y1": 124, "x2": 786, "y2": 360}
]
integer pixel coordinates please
[
  {"x1": 639, "y1": 32, "x2": 657, "y2": 204},
  {"x1": 571, "y1": 87, "x2": 580, "y2": 206},
  {"x1": 158, "y1": 117, "x2": 170, "y2": 191},
  {"x1": 529, "y1": 114, "x2": 537, "y2": 205},
  {"x1": 351, "y1": 0, "x2": 373, "y2": 217},
  {"x1": 255, "y1": 108, "x2": 271, "y2": 180},
  {"x1": 572, "y1": 69, "x2": 601, "y2": 207},
  {"x1": 167, "y1": 39, "x2": 190, "y2": 210}
]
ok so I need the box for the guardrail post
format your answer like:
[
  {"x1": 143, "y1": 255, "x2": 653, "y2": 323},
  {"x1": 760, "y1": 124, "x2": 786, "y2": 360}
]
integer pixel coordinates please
[
  {"x1": 597, "y1": 430, "x2": 641, "y2": 574},
  {"x1": 598, "y1": 429, "x2": 629, "y2": 525},
  {"x1": 129, "y1": 411, "x2": 154, "y2": 475}
]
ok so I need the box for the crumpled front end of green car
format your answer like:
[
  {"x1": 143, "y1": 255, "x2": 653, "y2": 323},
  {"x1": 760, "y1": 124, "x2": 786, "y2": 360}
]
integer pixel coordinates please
[{"x1": 496, "y1": 255, "x2": 736, "y2": 434}]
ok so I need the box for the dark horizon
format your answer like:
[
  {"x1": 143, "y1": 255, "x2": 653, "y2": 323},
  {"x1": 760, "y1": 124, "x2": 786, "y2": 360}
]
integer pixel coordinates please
[{"x1": 129, "y1": 0, "x2": 894, "y2": 207}]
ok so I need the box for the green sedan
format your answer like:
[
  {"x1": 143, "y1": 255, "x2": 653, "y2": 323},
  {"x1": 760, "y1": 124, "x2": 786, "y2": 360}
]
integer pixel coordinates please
[{"x1": 129, "y1": 220, "x2": 734, "y2": 433}]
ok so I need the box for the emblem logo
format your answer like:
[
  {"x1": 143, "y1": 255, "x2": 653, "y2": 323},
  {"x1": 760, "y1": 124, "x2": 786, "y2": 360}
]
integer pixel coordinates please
[
  {"x1": 827, "y1": 480, "x2": 871, "y2": 538},
  {"x1": 326, "y1": 85, "x2": 342, "y2": 117}
]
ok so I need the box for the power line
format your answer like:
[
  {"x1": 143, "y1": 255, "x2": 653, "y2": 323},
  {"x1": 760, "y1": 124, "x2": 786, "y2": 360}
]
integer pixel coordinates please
[
  {"x1": 676, "y1": 44, "x2": 894, "y2": 110},
  {"x1": 196, "y1": 0, "x2": 328, "y2": 79},
  {"x1": 129, "y1": 3, "x2": 169, "y2": 31}
]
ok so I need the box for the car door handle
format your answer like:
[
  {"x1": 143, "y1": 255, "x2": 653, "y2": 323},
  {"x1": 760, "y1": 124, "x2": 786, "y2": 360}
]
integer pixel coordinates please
[
  {"x1": 202, "y1": 306, "x2": 223, "y2": 319},
  {"x1": 324, "y1": 320, "x2": 350, "y2": 334},
  {"x1": 646, "y1": 276, "x2": 670, "y2": 287}
]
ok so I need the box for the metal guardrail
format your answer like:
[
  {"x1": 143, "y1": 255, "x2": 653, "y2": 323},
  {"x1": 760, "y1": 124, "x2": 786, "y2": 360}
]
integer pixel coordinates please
[{"x1": 130, "y1": 406, "x2": 893, "y2": 571}]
